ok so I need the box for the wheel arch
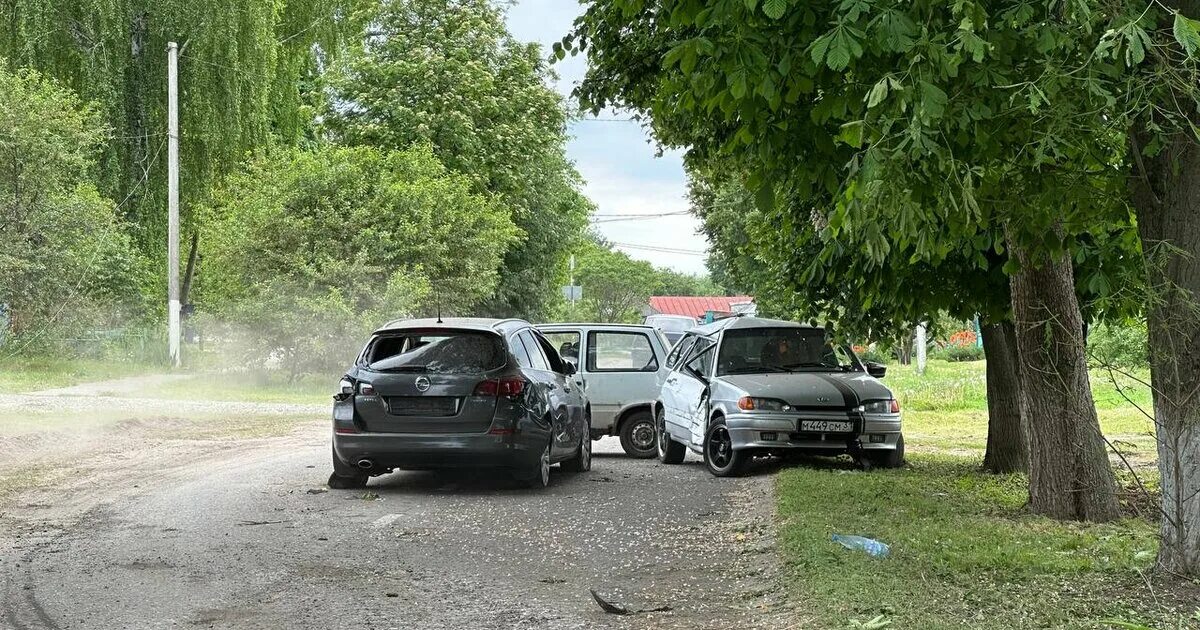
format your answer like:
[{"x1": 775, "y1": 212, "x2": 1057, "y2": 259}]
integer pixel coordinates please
[{"x1": 615, "y1": 402, "x2": 654, "y2": 433}]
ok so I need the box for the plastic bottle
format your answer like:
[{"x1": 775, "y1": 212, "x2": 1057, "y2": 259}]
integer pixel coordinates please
[{"x1": 831, "y1": 534, "x2": 890, "y2": 557}]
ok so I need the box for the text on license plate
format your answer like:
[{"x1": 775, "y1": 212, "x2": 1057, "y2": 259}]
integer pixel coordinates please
[{"x1": 800, "y1": 420, "x2": 854, "y2": 433}]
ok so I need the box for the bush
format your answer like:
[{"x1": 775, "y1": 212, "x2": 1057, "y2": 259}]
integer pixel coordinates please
[
  {"x1": 934, "y1": 344, "x2": 985, "y2": 362},
  {"x1": 1087, "y1": 321, "x2": 1148, "y2": 369},
  {"x1": 854, "y1": 345, "x2": 890, "y2": 364},
  {"x1": 198, "y1": 145, "x2": 518, "y2": 376}
]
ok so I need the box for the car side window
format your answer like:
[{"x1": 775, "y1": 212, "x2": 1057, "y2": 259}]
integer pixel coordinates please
[
  {"x1": 531, "y1": 332, "x2": 568, "y2": 373},
  {"x1": 509, "y1": 333, "x2": 534, "y2": 368},
  {"x1": 519, "y1": 331, "x2": 551, "y2": 371},
  {"x1": 684, "y1": 338, "x2": 716, "y2": 378},
  {"x1": 587, "y1": 331, "x2": 659, "y2": 372},
  {"x1": 542, "y1": 330, "x2": 581, "y2": 364},
  {"x1": 665, "y1": 335, "x2": 697, "y2": 369}
]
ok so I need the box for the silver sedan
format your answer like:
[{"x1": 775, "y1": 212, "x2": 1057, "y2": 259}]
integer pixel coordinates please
[{"x1": 655, "y1": 317, "x2": 904, "y2": 476}]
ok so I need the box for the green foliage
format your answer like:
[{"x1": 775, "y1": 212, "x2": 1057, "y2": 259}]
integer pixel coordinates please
[
  {"x1": 570, "y1": 238, "x2": 660, "y2": 323},
  {"x1": 1087, "y1": 321, "x2": 1149, "y2": 370},
  {"x1": 653, "y1": 268, "x2": 725, "y2": 296},
  {"x1": 0, "y1": 66, "x2": 139, "y2": 353},
  {"x1": 198, "y1": 144, "x2": 517, "y2": 377},
  {"x1": 325, "y1": 0, "x2": 590, "y2": 319},
  {"x1": 570, "y1": 0, "x2": 1151, "y2": 340},
  {"x1": 0, "y1": 0, "x2": 363, "y2": 253}
]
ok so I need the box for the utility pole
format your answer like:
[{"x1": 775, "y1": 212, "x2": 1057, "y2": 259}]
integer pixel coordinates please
[
  {"x1": 569, "y1": 255, "x2": 577, "y2": 308},
  {"x1": 167, "y1": 42, "x2": 181, "y2": 368}
]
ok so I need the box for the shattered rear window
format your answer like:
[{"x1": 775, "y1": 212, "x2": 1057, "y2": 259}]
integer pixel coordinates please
[{"x1": 367, "y1": 331, "x2": 506, "y2": 374}]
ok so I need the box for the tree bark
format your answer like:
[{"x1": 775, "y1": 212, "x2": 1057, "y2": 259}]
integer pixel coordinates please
[
  {"x1": 1130, "y1": 127, "x2": 1200, "y2": 576},
  {"x1": 1007, "y1": 232, "x2": 1120, "y2": 521},
  {"x1": 981, "y1": 320, "x2": 1028, "y2": 474}
]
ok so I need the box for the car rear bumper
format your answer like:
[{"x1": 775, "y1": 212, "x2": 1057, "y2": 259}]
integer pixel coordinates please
[
  {"x1": 333, "y1": 430, "x2": 545, "y2": 471},
  {"x1": 725, "y1": 412, "x2": 902, "y2": 451}
]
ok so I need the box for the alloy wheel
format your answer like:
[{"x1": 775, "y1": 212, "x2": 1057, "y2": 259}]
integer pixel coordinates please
[
  {"x1": 539, "y1": 445, "x2": 551, "y2": 486},
  {"x1": 707, "y1": 426, "x2": 733, "y2": 469}
]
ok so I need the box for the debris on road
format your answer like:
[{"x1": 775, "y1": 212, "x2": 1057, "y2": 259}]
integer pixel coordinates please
[{"x1": 588, "y1": 590, "x2": 673, "y2": 616}]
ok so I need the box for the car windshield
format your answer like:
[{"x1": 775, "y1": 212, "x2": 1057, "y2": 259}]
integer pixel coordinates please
[
  {"x1": 646, "y1": 316, "x2": 696, "y2": 333},
  {"x1": 716, "y1": 328, "x2": 851, "y2": 376},
  {"x1": 366, "y1": 331, "x2": 505, "y2": 374}
]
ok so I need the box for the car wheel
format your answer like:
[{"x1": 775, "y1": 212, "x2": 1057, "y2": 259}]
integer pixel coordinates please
[
  {"x1": 619, "y1": 410, "x2": 658, "y2": 459},
  {"x1": 328, "y1": 445, "x2": 369, "y2": 489},
  {"x1": 657, "y1": 407, "x2": 686, "y2": 465},
  {"x1": 516, "y1": 442, "x2": 552, "y2": 488},
  {"x1": 562, "y1": 429, "x2": 592, "y2": 473},
  {"x1": 704, "y1": 418, "x2": 748, "y2": 477},
  {"x1": 865, "y1": 434, "x2": 906, "y2": 469}
]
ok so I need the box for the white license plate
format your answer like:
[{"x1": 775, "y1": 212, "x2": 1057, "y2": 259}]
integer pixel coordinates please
[{"x1": 800, "y1": 420, "x2": 854, "y2": 433}]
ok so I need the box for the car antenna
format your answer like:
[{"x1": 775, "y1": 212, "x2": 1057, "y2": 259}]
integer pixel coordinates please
[{"x1": 436, "y1": 294, "x2": 443, "y2": 324}]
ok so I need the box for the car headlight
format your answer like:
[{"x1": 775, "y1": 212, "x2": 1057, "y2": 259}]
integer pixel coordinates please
[
  {"x1": 737, "y1": 397, "x2": 792, "y2": 411},
  {"x1": 858, "y1": 399, "x2": 900, "y2": 413}
]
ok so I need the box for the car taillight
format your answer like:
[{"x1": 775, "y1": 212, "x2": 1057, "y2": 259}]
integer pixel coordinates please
[
  {"x1": 890, "y1": 399, "x2": 901, "y2": 413},
  {"x1": 475, "y1": 377, "x2": 525, "y2": 397}
]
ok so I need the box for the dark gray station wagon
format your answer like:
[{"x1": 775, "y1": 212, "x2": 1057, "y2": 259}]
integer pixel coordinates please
[{"x1": 329, "y1": 318, "x2": 591, "y2": 489}]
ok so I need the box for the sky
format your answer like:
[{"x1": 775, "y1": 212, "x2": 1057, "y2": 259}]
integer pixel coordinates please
[{"x1": 504, "y1": 1, "x2": 711, "y2": 275}]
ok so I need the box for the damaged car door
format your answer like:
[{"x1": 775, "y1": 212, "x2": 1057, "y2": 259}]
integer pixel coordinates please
[{"x1": 678, "y1": 338, "x2": 716, "y2": 448}]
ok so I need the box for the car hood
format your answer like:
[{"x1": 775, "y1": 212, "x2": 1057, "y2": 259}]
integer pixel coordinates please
[{"x1": 719, "y1": 371, "x2": 893, "y2": 409}]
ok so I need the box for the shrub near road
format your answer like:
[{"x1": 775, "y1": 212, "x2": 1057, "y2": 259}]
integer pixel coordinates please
[{"x1": 776, "y1": 360, "x2": 1197, "y2": 629}]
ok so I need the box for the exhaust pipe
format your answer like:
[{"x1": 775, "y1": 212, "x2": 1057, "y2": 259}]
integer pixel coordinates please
[{"x1": 356, "y1": 458, "x2": 375, "y2": 470}]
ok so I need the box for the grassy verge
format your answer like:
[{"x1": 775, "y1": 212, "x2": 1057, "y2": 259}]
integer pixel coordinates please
[
  {"x1": 0, "y1": 357, "x2": 159, "y2": 393},
  {"x1": 775, "y1": 456, "x2": 1197, "y2": 629},
  {"x1": 131, "y1": 372, "x2": 334, "y2": 405}
]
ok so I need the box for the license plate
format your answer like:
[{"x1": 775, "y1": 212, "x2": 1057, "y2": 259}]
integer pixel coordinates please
[
  {"x1": 800, "y1": 420, "x2": 854, "y2": 433},
  {"x1": 388, "y1": 397, "x2": 459, "y2": 417}
]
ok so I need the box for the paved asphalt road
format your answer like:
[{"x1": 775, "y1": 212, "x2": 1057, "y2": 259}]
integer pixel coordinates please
[{"x1": 0, "y1": 417, "x2": 791, "y2": 629}]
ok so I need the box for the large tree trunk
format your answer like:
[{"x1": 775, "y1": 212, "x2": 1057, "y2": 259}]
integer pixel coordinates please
[
  {"x1": 1007, "y1": 232, "x2": 1120, "y2": 521},
  {"x1": 981, "y1": 320, "x2": 1028, "y2": 474},
  {"x1": 1130, "y1": 128, "x2": 1200, "y2": 576}
]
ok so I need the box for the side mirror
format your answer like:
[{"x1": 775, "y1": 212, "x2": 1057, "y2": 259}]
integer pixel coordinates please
[
  {"x1": 865, "y1": 362, "x2": 887, "y2": 379},
  {"x1": 562, "y1": 359, "x2": 578, "y2": 376}
]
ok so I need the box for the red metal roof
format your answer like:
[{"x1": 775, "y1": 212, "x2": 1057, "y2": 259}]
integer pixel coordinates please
[{"x1": 648, "y1": 296, "x2": 754, "y2": 319}]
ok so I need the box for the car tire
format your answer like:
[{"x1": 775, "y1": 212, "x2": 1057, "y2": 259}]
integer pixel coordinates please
[
  {"x1": 515, "y1": 441, "x2": 553, "y2": 489},
  {"x1": 657, "y1": 407, "x2": 686, "y2": 465},
  {"x1": 865, "y1": 434, "x2": 906, "y2": 469},
  {"x1": 561, "y1": 429, "x2": 592, "y2": 473},
  {"x1": 619, "y1": 410, "x2": 658, "y2": 459},
  {"x1": 328, "y1": 445, "x2": 369, "y2": 489},
  {"x1": 703, "y1": 418, "x2": 748, "y2": 477}
]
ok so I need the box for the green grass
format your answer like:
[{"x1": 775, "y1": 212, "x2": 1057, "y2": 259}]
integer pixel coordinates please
[
  {"x1": 132, "y1": 372, "x2": 334, "y2": 405},
  {"x1": 0, "y1": 356, "x2": 160, "y2": 393},
  {"x1": 774, "y1": 457, "x2": 1197, "y2": 629},
  {"x1": 775, "y1": 359, "x2": 1197, "y2": 628}
]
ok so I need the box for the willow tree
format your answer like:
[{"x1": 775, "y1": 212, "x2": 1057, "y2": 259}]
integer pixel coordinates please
[{"x1": 0, "y1": 0, "x2": 362, "y2": 255}]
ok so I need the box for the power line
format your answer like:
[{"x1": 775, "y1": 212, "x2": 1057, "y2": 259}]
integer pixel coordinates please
[
  {"x1": 611, "y1": 241, "x2": 708, "y2": 256},
  {"x1": 589, "y1": 211, "x2": 693, "y2": 224}
]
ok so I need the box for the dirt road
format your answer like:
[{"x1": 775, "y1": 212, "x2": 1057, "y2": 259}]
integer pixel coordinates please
[{"x1": 0, "y1": 387, "x2": 790, "y2": 629}]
